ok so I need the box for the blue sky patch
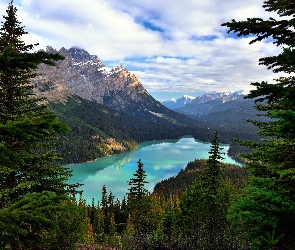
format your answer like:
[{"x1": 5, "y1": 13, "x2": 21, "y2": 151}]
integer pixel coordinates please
[
  {"x1": 142, "y1": 21, "x2": 165, "y2": 33},
  {"x1": 190, "y1": 35, "x2": 218, "y2": 42}
]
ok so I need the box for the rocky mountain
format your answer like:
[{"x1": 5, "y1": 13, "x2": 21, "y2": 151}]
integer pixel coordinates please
[
  {"x1": 161, "y1": 95, "x2": 195, "y2": 109},
  {"x1": 175, "y1": 90, "x2": 248, "y2": 115},
  {"x1": 35, "y1": 46, "x2": 146, "y2": 105},
  {"x1": 31, "y1": 47, "x2": 261, "y2": 164},
  {"x1": 192, "y1": 90, "x2": 247, "y2": 104},
  {"x1": 34, "y1": 46, "x2": 196, "y2": 125},
  {"x1": 31, "y1": 46, "x2": 217, "y2": 164}
]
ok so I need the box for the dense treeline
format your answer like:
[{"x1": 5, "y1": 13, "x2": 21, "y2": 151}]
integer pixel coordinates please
[
  {"x1": 52, "y1": 93, "x2": 263, "y2": 164},
  {"x1": 153, "y1": 159, "x2": 250, "y2": 198},
  {"x1": 51, "y1": 96, "x2": 215, "y2": 164}
]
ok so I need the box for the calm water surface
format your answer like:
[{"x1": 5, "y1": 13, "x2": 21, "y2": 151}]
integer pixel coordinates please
[{"x1": 66, "y1": 136, "x2": 239, "y2": 203}]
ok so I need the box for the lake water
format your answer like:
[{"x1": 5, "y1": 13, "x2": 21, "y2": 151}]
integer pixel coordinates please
[{"x1": 66, "y1": 136, "x2": 239, "y2": 203}]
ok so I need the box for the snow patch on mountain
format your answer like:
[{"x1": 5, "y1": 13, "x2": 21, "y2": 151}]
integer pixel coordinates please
[
  {"x1": 161, "y1": 95, "x2": 196, "y2": 109},
  {"x1": 161, "y1": 91, "x2": 248, "y2": 110}
]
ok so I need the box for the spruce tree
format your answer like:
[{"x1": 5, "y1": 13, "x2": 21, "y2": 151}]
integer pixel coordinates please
[
  {"x1": 222, "y1": 0, "x2": 295, "y2": 248},
  {"x1": 101, "y1": 185, "x2": 108, "y2": 212},
  {"x1": 0, "y1": 1, "x2": 76, "y2": 204},
  {"x1": 126, "y1": 159, "x2": 151, "y2": 250},
  {"x1": 179, "y1": 132, "x2": 235, "y2": 249},
  {"x1": 204, "y1": 131, "x2": 225, "y2": 193},
  {"x1": 127, "y1": 159, "x2": 149, "y2": 201}
]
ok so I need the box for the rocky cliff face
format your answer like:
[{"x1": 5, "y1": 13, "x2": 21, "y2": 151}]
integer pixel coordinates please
[
  {"x1": 34, "y1": 47, "x2": 157, "y2": 114},
  {"x1": 33, "y1": 46, "x2": 198, "y2": 126}
]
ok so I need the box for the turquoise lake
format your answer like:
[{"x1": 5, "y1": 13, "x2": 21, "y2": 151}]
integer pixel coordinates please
[{"x1": 67, "y1": 136, "x2": 239, "y2": 203}]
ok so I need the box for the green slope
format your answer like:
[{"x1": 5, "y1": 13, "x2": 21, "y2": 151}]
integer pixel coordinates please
[
  {"x1": 153, "y1": 159, "x2": 250, "y2": 197},
  {"x1": 52, "y1": 96, "x2": 214, "y2": 164}
]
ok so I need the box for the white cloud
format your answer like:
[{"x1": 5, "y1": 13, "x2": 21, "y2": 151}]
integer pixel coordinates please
[
  {"x1": 0, "y1": 0, "x2": 284, "y2": 96},
  {"x1": 13, "y1": 0, "x2": 164, "y2": 59},
  {"x1": 125, "y1": 36, "x2": 279, "y2": 93}
]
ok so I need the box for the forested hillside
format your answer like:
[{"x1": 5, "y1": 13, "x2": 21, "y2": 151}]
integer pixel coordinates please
[
  {"x1": 190, "y1": 98, "x2": 264, "y2": 162},
  {"x1": 51, "y1": 95, "x2": 214, "y2": 164},
  {"x1": 51, "y1": 91, "x2": 256, "y2": 164},
  {"x1": 153, "y1": 159, "x2": 250, "y2": 197},
  {"x1": 167, "y1": 92, "x2": 269, "y2": 162}
]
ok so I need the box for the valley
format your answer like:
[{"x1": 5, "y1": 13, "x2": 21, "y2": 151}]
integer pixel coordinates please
[{"x1": 34, "y1": 47, "x2": 259, "y2": 165}]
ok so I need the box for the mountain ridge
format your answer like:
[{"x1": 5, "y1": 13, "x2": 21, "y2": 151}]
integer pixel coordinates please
[
  {"x1": 32, "y1": 46, "x2": 218, "y2": 164},
  {"x1": 161, "y1": 95, "x2": 195, "y2": 109},
  {"x1": 161, "y1": 90, "x2": 248, "y2": 112},
  {"x1": 32, "y1": 46, "x2": 259, "y2": 164},
  {"x1": 34, "y1": 46, "x2": 202, "y2": 126}
]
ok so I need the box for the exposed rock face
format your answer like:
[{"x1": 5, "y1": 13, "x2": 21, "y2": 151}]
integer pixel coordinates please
[
  {"x1": 33, "y1": 46, "x2": 200, "y2": 127},
  {"x1": 34, "y1": 47, "x2": 156, "y2": 114},
  {"x1": 33, "y1": 74, "x2": 72, "y2": 103}
]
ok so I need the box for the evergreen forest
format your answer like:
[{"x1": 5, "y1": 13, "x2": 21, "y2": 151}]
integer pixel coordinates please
[
  {"x1": 50, "y1": 95, "x2": 214, "y2": 165},
  {"x1": 1, "y1": 1, "x2": 295, "y2": 249}
]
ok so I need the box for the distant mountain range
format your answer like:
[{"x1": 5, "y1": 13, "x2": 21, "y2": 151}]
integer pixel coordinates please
[
  {"x1": 161, "y1": 90, "x2": 249, "y2": 111},
  {"x1": 163, "y1": 90, "x2": 261, "y2": 133},
  {"x1": 161, "y1": 95, "x2": 195, "y2": 109},
  {"x1": 160, "y1": 90, "x2": 265, "y2": 162}
]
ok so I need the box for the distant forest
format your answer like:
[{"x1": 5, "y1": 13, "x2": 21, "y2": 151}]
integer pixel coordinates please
[
  {"x1": 51, "y1": 96, "x2": 217, "y2": 164},
  {"x1": 51, "y1": 94, "x2": 260, "y2": 165}
]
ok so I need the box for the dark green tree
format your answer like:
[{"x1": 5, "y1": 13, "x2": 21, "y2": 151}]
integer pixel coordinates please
[
  {"x1": 127, "y1": 159, "x2": 149, "y2": 201},
  {"x1": 203, "y1": 131, "x2": 225, "y2": 193},
  {"x1": 125, "y1": 159, "x2": 151, "y2": 250},
  {"x1": 178, "y1": 132, "x2": 240, "y2": 249},
  {"x1": 101, "y1": 185, "x2": 108, "y2": 212},
  {"x1": 0, "y1": 1, "x2": 77, "y2": 204},
  {"x1": 0, "y1": 191, "x2": 87, "y2": 250},
  {"x1": 222, "y1": 0, "x2": 295, "y2": 248}
]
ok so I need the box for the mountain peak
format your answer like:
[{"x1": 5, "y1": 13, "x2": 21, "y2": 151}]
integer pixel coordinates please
[
  {"x1": 183, "y1": 95, "x2": 196, "y2": 100},
  {"x1": 162, "y1": 95, "x2": 195, "y2": 109},
  {"x1": 68, "y1": 47, "x2": 92, "y2": 61},
  {"x1": 34, "y1": 47, "x2": 163, "y2": 117},
  {"x1": 45, "y1": 46, "x2": 57, "y2": 53}
]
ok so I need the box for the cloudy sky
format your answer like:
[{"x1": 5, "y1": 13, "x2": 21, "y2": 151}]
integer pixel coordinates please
[{"x1": 0, "y1": 0, "x2": 280, "y2": 100}]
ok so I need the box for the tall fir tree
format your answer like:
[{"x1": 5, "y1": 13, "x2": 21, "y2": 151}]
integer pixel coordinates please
[
  {"x1": 178, "y1": 132, "x2": 237, "y2": 249},
  {"x1": 0, "y1": 1, "x2": 77, "y2": 204},
  {"x1": 125, "y1": 159, "x2": 151, "y2": 250},
  {"x1": 127, "y1": 159, "x2": 149, "y2": 201},
  {"x1": 204, "y1": 131, "x2": 225, "y2": 193},
  {"x1": 222, "y1": 0, "x2": 295, "y2": 248}
]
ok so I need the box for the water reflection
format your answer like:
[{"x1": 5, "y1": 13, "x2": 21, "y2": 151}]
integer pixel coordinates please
[{"x1": 67, "y1": 136, "x2": 237, "y2": 203}]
